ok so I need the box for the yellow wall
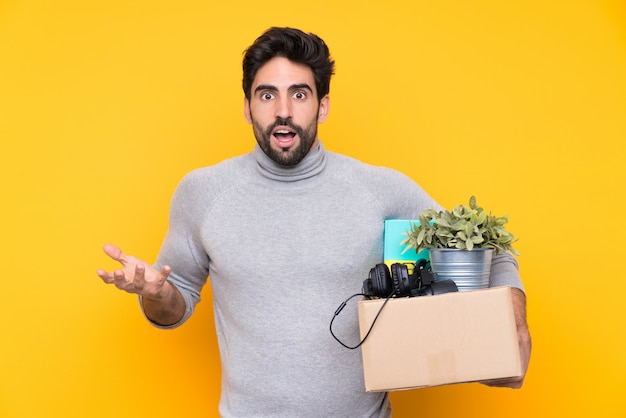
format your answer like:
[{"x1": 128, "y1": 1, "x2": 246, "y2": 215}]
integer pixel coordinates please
[{"x1": 2, "y1": 1, "x2": 625, "y2": 416}]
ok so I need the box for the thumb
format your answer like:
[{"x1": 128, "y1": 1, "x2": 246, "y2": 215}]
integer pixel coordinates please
[{"x1": 103, "y1": 243, "x2": 126, "y2": 264}]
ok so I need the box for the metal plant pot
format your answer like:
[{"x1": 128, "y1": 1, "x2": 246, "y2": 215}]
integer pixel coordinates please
[{"x1": 429, "y1": 248, "x2": 494, "y2": 292}]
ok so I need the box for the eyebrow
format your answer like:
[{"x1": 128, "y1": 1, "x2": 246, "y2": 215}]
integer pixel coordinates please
[{"x1": 253, "y1": 83, "x2": 314, "y2": 94}]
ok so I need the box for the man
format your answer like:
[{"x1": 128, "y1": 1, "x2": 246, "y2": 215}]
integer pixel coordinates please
[{"x1": 97, "y1": 27, "x2": 530, "y2": 417}]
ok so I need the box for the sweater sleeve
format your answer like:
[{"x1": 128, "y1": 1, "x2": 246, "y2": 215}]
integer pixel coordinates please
[
  {"x1": 140, "y1": 169, "x2": 212, "y2": 329},
  {"x1": 489, "y1": 251, "x2": 524, "y2": 292}
]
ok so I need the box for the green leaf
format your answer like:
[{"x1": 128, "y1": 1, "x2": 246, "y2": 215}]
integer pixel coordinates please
[
  {"x1": 435, "y1": 218, "x2": 451, "y2": 228},
  {"x1": 452, "y1": 205, "x2": 466, "y2": 218},
  {"x1": 417, "y1": 228, "x2": 426, "y2": 245},
  {"x1": 471, "y1": 235, "x2": 484, "y2": 244},
  {"x1": 476, "y1": 210, "x2": 487, "y2": 224},
  {"x1": 451, "y1": 221, "x2": 465, "y2": 231}
]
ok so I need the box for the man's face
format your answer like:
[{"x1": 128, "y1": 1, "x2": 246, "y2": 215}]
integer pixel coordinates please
[{"x1": 244, "y1": 57, "x2": 329, "y2": 166}]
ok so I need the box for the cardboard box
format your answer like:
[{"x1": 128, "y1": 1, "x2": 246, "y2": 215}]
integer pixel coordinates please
[
  {"x1": 383, "y1": 219, "x2": 428, "y2": 268},
  {"x1": 357, "y1": 286, "x2": 521, "y2": 391}
]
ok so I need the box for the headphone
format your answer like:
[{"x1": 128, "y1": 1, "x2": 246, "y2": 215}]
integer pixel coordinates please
[{"x1": 363, "y1": 259, "x2": 452, "y2": 298}]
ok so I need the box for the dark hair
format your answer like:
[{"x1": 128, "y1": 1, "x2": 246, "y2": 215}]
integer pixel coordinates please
[{"x1": 242, "y1": 27, "x2": 335, "y2": 102}]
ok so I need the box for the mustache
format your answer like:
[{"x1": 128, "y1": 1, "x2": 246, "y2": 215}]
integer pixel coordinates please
[{"x1": 265, "y1": 118, "x2": 304, "y2": 136}]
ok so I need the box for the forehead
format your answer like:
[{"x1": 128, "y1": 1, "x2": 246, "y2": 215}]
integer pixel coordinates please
[{"x1": 252, "y1": 57, "x2": 316, "y2": 93}]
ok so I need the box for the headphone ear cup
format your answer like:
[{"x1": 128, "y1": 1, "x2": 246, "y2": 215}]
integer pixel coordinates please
[
  {"x1": 371, "y1": 263, "x2": 392, "y2": 297},
  {"x1": 391, "y1": 263, "x2": 412, "y2": 297}
]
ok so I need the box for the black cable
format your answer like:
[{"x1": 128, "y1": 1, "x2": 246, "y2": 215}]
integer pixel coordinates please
[{"x1": 329, "y1": 291, "x2": 394, "y2": 350}]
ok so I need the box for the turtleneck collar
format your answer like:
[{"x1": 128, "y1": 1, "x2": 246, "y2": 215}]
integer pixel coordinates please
[{"x1": 254, "y1": 141, "x2": 327, "y2": 182}]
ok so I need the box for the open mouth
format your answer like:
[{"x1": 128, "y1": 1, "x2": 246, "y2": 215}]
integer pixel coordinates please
[{"x1": 272, "y1": 128, "x2": 297, "y2": 147}]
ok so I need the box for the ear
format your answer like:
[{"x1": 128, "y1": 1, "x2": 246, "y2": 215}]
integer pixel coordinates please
[
  {"x1": 317, "y1": 94, "x2": 330, "y2": 123},
  {"x1": 244, "y1": 97, "x2": 252, "y2": 124}
]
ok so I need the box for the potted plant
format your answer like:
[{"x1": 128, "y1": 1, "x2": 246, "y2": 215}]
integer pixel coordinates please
[{"x1": 400, "y1": 196, "x2": 519, "y2": 291}]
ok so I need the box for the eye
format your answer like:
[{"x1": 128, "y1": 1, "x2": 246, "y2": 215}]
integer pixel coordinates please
[
  {"x1": 293, "y1": 90, "x2": 307, "y2": 100},
  {"x1": 261, "y1": 92, "x2": 275, "y2": 101}
]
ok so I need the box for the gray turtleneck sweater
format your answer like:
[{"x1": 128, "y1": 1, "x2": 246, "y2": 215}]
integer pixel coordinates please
[{"x1": 150, "y1": 142, "x2": 522, "y2": 417}]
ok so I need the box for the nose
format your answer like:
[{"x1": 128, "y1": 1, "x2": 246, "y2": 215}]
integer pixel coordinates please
[{"x1": 274, "y1": 97, "x2": 293, "y2": 119}]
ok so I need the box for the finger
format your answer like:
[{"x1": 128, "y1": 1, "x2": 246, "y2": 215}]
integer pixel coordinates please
[
  {"x1": 113, "y1": 269, "x2": 129, "y2": 291},
  {"x1": 159, "y1": 265, "x2": 172, "y2": 281},
  {"x1": 103, "y1": 244, "x2": 127, "y2": 265},
  {"x1": 96, "y1": 269, "x2": 115, "y2": 284},
  {"x1": 133, "y1": 264, "x2": 146, "y2": 291}
]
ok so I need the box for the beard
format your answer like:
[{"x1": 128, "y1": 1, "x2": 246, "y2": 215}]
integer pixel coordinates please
[{"x1": 251, "y1": 116, "x2": 318, "y2": 167}]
